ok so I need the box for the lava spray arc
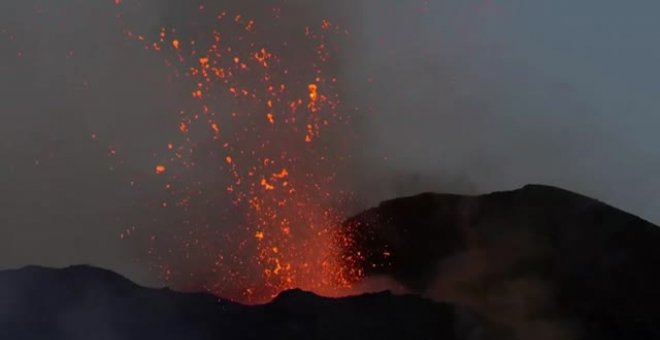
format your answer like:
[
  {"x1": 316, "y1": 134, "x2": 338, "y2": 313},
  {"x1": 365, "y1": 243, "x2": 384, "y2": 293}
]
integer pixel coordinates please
[{"x1": 115, "y1": 1, "x2": 363, "y2": 303}]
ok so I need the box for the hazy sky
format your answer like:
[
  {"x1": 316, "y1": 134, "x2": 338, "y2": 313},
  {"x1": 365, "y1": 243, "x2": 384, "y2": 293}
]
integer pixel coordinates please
[
  {"x1": 1, "y1": 0, "x2": 659, "y2": 286},
  {"x1": 348, "y1": 0, "x2": 660, "y2": 223}
]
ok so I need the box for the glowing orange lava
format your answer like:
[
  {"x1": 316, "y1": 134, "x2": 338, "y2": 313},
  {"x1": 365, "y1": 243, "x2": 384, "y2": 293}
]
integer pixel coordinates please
[
  {"x1": 155, "y1": 164, "x2": 167, "y2": 175},
  {"x1": 119, "y1": 3, "x2": 361, "y2": 303}
]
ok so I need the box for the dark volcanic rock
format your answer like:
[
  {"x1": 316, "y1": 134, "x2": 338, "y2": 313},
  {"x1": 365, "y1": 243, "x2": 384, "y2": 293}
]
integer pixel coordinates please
[
  {"x1": 4, "y1": 184, "x2": 658, "y2": 339},
  {"x1": 343, "y1": 184, "x2": 660, "y2": 339},
  {"x1": 0, "y1": 265, "x2": 470, "y2": 340}
]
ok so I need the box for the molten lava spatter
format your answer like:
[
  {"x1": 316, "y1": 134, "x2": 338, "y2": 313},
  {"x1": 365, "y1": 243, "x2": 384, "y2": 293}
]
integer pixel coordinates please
[{"x1": 117, "y1": 2, "x2": 361, "y2": 303}]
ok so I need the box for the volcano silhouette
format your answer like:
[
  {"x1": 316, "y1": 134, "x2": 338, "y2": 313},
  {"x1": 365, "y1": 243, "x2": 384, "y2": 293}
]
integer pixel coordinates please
[
  {"x1": 344, "y1": 184, "x2": 660, "y2": 339},
  {"x1": 2, "y1": 184, "x2": 660, "y2": 339},
  {"x1": 0, "y1": 264, "x2": 477, "y2": 340}
]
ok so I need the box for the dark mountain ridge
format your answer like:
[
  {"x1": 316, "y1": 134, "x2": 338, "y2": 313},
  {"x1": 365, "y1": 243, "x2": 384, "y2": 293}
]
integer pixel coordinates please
[
  {"x1": 0, "y1": 265, "x2": 470, "y2": 340},
  {"x1": 3, "y1": 184, "x2": 660, "y2": 339},
  {"x1": 343, "y1": 184, "x2": 660, "y2": 339}
]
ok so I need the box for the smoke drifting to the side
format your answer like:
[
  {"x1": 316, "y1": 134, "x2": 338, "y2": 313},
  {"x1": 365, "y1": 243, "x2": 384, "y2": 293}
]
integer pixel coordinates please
[
  {"x1": 341, "y1": 185, "x2": 660, "y2": 339},
  {"x1": 1, "y1": 0, "x2": 659, "y2": 301}
]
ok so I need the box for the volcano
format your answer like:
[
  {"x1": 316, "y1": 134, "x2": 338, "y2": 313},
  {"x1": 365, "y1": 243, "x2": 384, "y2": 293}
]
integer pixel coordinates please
[
  {"x1": 2, "y1": 184, "x2": 660, "y2": 339},
  {"x1": 0, "y1": 266, "x2": 472, "y2": 340},
  {"x1": 343, "y1": 184, "x2": 660, "y2": 339}
]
